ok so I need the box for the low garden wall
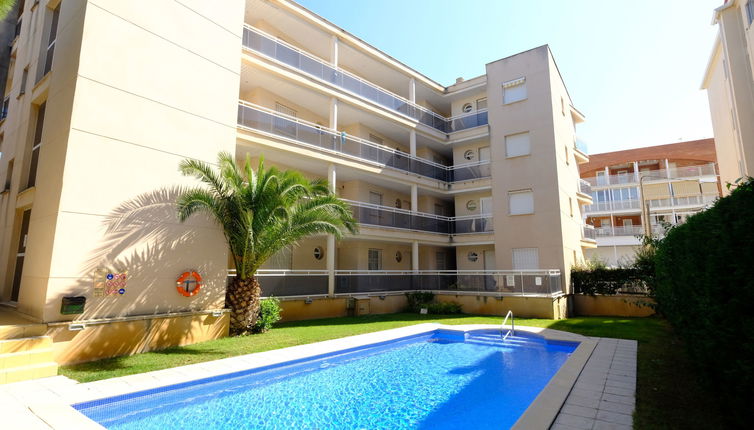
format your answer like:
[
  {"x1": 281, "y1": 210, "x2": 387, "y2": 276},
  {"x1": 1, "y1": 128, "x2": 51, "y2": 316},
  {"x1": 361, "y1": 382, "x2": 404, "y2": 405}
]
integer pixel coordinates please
[{"x1": 573, "y1": 295, "x2": 655, "y2": 317}]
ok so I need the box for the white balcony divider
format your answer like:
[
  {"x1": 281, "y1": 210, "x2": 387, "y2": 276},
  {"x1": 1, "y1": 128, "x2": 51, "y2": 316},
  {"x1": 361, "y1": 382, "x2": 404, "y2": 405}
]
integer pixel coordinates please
[
  {"x1": 242, "y1": 25, "x2": 488, "y2": 134},
  {"x1": 237, "y1": 101, "x2": 491, "y2": 183}
]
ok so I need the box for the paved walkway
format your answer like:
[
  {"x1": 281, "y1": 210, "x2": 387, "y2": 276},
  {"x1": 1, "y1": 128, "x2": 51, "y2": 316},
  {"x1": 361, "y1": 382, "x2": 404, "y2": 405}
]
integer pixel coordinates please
[{"x1": 551, "y1": 337, "x2": 638, "y2": 430}]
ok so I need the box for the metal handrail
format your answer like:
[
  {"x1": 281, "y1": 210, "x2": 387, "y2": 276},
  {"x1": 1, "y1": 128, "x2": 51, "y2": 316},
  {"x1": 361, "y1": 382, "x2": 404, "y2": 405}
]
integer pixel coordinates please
[
  {"x1": 242, "y1": 25, "x2": 489, "y2": 134},
  {"x1": 502, "y1": 310, "x2": 515, "y2": 340},
  {"x1": 236, "y1": 269, "x2": 561, "y2": 276}
]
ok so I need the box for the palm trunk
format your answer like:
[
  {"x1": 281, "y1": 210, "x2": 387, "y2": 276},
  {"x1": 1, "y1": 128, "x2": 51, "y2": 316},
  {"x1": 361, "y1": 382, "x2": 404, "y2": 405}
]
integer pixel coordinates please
[{"x1": 226, "y1": 275, "x2": 261, "y2": 335}]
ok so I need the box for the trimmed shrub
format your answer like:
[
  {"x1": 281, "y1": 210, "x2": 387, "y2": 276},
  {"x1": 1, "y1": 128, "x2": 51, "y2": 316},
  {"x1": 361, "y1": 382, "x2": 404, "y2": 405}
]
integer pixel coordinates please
[
  {"x1": 427, "y1": 301, "x2": 463, "y2": 315},
  {"x1": 571, "y1": 267, "x2": 648, "y2": 295},
  {"x1": 253, "y1": 297, "x2": 282, "y2": 333},
  {"x1": 405, "y1": 292, "x2": 435, "y2": 312},
  {"x1": 653, "y1": 178, "x2": 754, "y2": 425}
]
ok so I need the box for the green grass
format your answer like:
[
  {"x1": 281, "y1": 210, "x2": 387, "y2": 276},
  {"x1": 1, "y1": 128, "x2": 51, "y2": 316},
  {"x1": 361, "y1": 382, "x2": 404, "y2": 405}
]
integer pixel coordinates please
[{"x1": 60, "y1": 314, "x2": 723, "y2": 429}]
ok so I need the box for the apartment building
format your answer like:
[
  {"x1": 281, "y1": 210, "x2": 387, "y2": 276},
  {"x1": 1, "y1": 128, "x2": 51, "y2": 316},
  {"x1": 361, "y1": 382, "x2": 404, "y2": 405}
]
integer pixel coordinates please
[
  {"x1": 0, "y1": 0, "x2": 590, "y2": 368},
  {"x1": 702, "y1": 0, "x2": 754, "y2": 192},
  {"x1": 579, "y1": 139, "x2": 720, "y2": 265}
]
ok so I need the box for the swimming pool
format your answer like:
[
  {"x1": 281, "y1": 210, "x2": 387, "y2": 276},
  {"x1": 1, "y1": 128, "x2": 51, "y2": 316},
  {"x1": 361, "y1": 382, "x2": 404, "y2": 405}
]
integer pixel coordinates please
[{"x1": 74, "y1": 329, "x2": 578, "y2": 429}]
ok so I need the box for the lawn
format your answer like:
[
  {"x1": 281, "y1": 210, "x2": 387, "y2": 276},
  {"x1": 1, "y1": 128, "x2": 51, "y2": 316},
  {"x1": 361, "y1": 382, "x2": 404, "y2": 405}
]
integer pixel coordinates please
[{"x1": 60, "y1": 313, "x2": 723, "y2": 429}]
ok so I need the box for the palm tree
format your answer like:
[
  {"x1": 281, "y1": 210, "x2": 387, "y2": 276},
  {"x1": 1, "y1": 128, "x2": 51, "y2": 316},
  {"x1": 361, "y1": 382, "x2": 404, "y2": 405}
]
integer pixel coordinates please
[{"x1": 177, "y1": 152, "x2": 357, "y2": 334}]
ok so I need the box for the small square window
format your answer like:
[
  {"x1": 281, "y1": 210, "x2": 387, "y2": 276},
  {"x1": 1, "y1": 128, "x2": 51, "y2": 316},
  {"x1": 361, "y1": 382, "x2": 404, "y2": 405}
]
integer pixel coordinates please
[
  {"x1": 508, "y1": 189, "x2": 534, "y2": 215},
  {"x1": 505, "y1": 132, "x2": 530, "y2": 158},
  {"x1": 503, "y1": 77, "x2": 527, "y2": 104}
]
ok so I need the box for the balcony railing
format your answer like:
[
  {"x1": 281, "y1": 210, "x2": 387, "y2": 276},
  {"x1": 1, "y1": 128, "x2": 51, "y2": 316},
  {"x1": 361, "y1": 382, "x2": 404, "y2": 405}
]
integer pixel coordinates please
[
  {"x1": 578, "y1": 178, "x2": 592, "y2": 195},
  {"x1": 575, "y1": 138, "x2": 588, "y2": 155},
  {"x1": 582, "y1": 225, "x2": 597, "y2": 240},
  {"x1": 244, "y1": 269, "x2": 563, "y2": 297},
  {"x1": 584, "y1": 199, "x2": 641, "y2": 213},
  {"x1": 238, "y1": 102, "x2": 492, "y2": 184},
  {"x1": 647, "y1": 195, "x2": 717, "y2": 209},
  {"x1": 347, "y1": 200, "x2": 493, "y2": 234},
  {"x1": 242, "y1": 25, "x2": 488, "y2": 134},
  {"x1": 593, "y1": 225, "x2": 645, "y2": 237},
  {"x1": 582, "y1": 163, "x2": 717, "y2": 187}
]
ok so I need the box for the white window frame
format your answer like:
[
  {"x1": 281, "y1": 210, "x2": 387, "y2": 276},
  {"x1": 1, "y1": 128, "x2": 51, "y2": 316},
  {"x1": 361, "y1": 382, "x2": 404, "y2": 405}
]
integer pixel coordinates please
[
  {"x1": 512, "y1": 248, "x2": 539, "y2": 270},
  {"x1": 368, "y1": 248, "x2": 382, "y2": 271},
  {"x1": 505, "y1": 132, "x2": 531, "y2": 158},
  {"x1": 508, "y1": 189, "x2": 534, "y2": 215},
  {"x1": 502, "y1": 77, "x2": 527, "y2": 104}
]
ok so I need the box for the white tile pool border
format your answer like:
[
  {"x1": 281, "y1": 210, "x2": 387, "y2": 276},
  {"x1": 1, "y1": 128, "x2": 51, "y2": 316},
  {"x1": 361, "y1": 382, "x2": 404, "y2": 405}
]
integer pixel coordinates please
[{"x1": 1, "y1": 323, "x2": 611, "y2": 430}]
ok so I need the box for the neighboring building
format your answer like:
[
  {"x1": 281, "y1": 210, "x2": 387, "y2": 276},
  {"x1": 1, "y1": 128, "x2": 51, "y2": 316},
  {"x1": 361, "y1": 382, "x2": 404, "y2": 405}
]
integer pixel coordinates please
[
  {"x1": 0, "y1": 0, "x2": 591, "y2": 369},
  {"x1": 579, "y1": 139, "x2": 721, "y2": 265},
  {"x1": 702, "y1": 0, "x2": 754, "y2": 193}
]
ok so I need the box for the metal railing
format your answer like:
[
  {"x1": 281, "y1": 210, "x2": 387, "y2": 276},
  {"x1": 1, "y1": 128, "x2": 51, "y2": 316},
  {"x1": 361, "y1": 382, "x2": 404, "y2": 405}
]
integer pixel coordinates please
[
  {"x1": 234, "y1": 269, "x2": 563, "y2": 298},
  {"x1": 584, "y1": 199, "x2": 641, "y2": 213},
  {"x1": 575, "y1": 138, "x2": 588, "y2": 155},
  {"x1": 582, "y1": 225, "x2": 597, "y2": 240},
  {"x1": 582, "y1": 163, "x2": 717, "y2": 187},
  {"x1": 242, "y1": 25, "x2": 488, "y2": 134},
  {"x1": 501, "y1": 310, "x2": 515, "y2": 340},
  {"x1": 578, "y1": 179, "x2": 592, "y2": 195},
  {"x1": 647, "y1": 194, "x2": 718, "y2": 209},
  {"x1": 346, "y1": 200, "x2": 493, "y2": 234},
  {"x1": 593, "y1": 225, "x2": 645, "y2": 237},
  {"x1": 237, "y1": 102, "x2": 491, "y2": 183}
]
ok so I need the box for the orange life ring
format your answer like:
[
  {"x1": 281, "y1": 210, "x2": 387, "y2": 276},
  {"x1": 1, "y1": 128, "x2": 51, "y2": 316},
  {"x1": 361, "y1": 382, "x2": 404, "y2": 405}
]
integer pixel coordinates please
[{"x1": 176, "y1": 271, "x2": 202, "y2": 297}]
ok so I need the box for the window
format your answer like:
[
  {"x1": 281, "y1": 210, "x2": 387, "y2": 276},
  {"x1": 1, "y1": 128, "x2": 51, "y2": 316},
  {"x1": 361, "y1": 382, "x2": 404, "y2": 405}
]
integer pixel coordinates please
[
  {"x1": 512, "y1": 248, "x2": 539, "y2": 270},
  {"x1": 476, "y1": 98, "x2": 487, "y2": 110},
  {"x1": 508, "y1": 189, "x2": 534, "y2": 215},
  {"x1": 26, "y1": 102, "x2": 45, "y2": 188},
  {"x1": 41, "y1": 4, "x2": 60, "y2": 78},
  {"x1": 3, "y1": 159, "x2": 13, "y2": 191},
  {"x1": 503, "y1": 77, "x2": 527, "y2": 104},
  {"x1": 565, "y1": 146, "x2": 570, "y2": 165},
  {"x1": 395, "y1": 251, "x2": 402, "y2": 263},
  {"x1": 467, "y1": 252, "x2": 479, "y2": 262},
  {"x1": 463, "y1": 149, "x2": 475, "y2": 161},
  {"x1": 461, "y1": 103, "x2": 473, "y2": 113},
  {"x1": 313, "y1": 246, "x2": 324, "y2": 260},
  {"x1": 368, "y1": 249, "x2": 382, "y2": 270},
  {"x1": 19, "y1": 67, "x2": 28, "y2": 96},
  {"x1": 435, "y1": 251, "x2": 446, "y2": 270},
  {"x1": 561, "y1": 97, "x2": 565, "y2": 116},
  {"x1": 0, "y1": 97, "x2": 8, "y2": 120},
  {"x1": 747, "y1": 0, "x2": 754, "y2": 25},
  {"x1": 569, "y1": 197, "x2": 573, "y2": 217},
  {"x1": 505, "y1": 132, "x2": 530, "y2": 158}
]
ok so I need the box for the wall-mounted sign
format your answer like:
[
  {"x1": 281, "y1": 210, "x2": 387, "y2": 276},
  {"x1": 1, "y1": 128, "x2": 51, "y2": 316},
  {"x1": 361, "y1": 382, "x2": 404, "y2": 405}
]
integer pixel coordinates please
[
  {"x1": 506, "y1": 275, "x2": 515, "y2": 287},
  {"x1": 93, "y1": 268, "x2": 128, "y2": 297},
  {"x1": 176, "y1": 271, "x2": 202, "y2": 297}
]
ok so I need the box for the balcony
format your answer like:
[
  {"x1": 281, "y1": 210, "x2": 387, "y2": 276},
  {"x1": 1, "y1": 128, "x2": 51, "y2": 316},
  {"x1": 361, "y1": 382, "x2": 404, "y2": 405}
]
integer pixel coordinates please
[
  {"x1": 582, "y1": 163, "x2": 717, "y2": 188},
  {"x1": 577, "y1": 179, "x2": 593, "y2": 204},
  {"x1": 237, "y1": 102, "x2": 492, "y2": 184},
  {"x1": 347, "y1": 200, "x2": 493, "y2": 235},
  {"x1": 647, "y1": 195, "x2": 717, "y2": 209},
  {"x1": 242, "y1": 25, "x2": 488, "y2": 135},
  {"x1": 249, "y1": 269, "x2": 563, "y2": 297},
  {"x1": 593, "y1": 225, "x2": 645, "y2": 237},
  {"x1": 584, "y1": 199, "x2": 641, "y2": 213},
  {"x1": 574, "y1": 138, "x2": 589, "y2": 163},
  {"x1": 581, "y1": 225, "x2": 598, "y2": 247}
]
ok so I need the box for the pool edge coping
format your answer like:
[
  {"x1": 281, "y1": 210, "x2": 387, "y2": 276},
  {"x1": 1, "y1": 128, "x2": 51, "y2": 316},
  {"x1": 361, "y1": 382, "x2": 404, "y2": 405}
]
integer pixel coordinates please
[{"x1": 20, "y1": 323, "x2": 592, "y2": 429}]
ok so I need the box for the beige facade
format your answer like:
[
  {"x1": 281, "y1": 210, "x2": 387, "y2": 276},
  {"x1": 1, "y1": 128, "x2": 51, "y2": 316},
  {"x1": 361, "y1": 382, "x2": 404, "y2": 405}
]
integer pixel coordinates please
[
  {"x1": 0, "y1": 0, "x2": 591, "y2": 366},
  {"x1": 702, "y1": 0, "x2": 754, "y2": 193}
]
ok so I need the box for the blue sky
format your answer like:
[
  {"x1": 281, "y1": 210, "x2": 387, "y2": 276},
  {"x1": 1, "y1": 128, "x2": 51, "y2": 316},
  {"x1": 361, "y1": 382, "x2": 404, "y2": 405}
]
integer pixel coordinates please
[{"x1": 296, "y1": 0, "x2": 721, "y2": 155}]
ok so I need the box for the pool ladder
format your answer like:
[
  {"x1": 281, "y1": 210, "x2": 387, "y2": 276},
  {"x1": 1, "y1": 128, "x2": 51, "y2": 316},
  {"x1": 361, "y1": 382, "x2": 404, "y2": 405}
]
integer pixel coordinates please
[{"x1": 501, "y1": 310, "x2": 515, "y2": 341}]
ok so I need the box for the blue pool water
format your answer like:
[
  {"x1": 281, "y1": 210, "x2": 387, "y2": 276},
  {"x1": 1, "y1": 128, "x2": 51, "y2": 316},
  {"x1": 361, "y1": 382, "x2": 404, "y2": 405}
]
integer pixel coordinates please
[{"x1": 75, "y1": 329, "x2": 577, "y2": 430}]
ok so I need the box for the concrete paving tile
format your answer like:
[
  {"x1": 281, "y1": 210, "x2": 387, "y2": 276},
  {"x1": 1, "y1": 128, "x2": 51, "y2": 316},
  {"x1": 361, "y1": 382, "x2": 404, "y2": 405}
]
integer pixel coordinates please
[
  {"x1": 571, "y1": 387, "x2": 604, "y2": 400},
  {"x1": 596, "y1": 410, "x2": 633, "y2": 425},
  {"x1": 592, "y1": 420, "x2": 632, "y2": 430},
  {"x1": 565, "y1": 394, "x2": 601, "y2": 409},
  {"x1": 599, "y1": 399, "x2": 635, "y2": 415},
  {"x1": 601, "y1": 393, "x2": 635, "y2": 406},
  {"x1": 603, "y1": 385, "x2": 633, "y2": 396},
  {"x1": 561, "y1": 403, "x2": 598, "y2": 419},
  {"x1": 554, "y1": 413, "x2": 595, "y2": 429}
]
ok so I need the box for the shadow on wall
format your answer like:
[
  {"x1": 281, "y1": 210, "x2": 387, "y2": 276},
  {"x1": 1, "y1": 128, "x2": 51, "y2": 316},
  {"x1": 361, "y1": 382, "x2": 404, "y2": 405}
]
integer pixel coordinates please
[{"x1": 49, "y1": 187, "x2": 228, "y2": 361}]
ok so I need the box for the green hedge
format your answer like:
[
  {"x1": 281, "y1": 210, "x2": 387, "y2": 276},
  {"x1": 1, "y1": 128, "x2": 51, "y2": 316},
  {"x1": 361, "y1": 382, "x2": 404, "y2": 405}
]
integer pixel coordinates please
[
  {"x1": 654, "y1": 179, "x2": 754, "y2": 425},
  {"x1": 571, "y1": 267, "x2": 648, "y2": 295}
]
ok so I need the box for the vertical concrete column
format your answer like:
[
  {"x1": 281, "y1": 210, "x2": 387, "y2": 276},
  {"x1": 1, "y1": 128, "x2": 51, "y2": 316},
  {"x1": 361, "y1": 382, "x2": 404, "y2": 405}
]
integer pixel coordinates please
[
  {"x1": 633, "y1": 161, "x2": 639, "y2": 182},
  {"x1": 412, "y1": 240, "x2": 419, "y2": 272},
  {"x1": 409, "y1": 130, "x2": 417, "y2": 157},
  {"x1": 664, "y1": 159, "x2": 672, "y2": 178},
  {"x1": 327, "y1": 164, "x2": 337, "y2": 296},
  {"x1": 330, "y1": 35, "x2": 339, "y2": 66},
  {"x1": 411, "y1": 184, "x2": 418, "y2": 213},
  {"x1": 604, "y1": 166, "x2": 610, "y2": 185},
  {"x1": 329, "y1": 98, "x2": 338, "y2": 130},
  {"x1": 409, "y1": 77, "x2": 416, "y2": 103}
]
